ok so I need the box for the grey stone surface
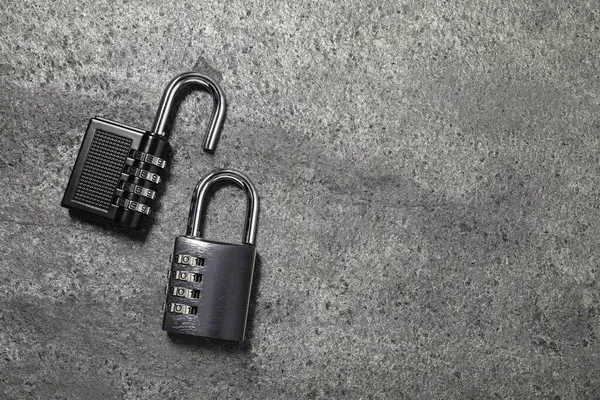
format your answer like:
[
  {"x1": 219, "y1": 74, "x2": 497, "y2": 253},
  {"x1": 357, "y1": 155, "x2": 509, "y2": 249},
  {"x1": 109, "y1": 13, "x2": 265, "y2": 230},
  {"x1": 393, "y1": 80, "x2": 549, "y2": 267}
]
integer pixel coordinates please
[{"x1": 1, "y1": 1, "x2": 600, "y2": 399}]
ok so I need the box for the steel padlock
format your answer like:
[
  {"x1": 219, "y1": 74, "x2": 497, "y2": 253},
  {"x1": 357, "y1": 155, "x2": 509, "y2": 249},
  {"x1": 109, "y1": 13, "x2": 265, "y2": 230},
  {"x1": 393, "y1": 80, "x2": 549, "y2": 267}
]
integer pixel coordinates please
[
  {"x1": 61, "y1": 72, "x2": 226, "y2": 229},
  {"x1": 163, "y1": 169, "x2": 259, "y2": 341}
]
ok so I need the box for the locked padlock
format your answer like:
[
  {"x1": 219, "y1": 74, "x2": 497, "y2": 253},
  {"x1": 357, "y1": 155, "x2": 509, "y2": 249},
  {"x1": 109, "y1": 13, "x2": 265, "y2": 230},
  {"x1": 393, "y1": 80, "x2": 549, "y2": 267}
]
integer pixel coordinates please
[
  {"x1": 61, "y1": 72, "x2": 226, "y2": 229},
  {"x1": 163, "y1": 168, "x2": 259, "y2": 341}
]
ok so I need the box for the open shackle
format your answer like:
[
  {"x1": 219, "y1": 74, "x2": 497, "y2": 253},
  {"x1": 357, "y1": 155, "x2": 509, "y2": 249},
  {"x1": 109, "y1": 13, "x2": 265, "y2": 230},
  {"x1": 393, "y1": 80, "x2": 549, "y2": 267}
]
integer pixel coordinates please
[
  {"x1": 186, "y1": 169, "x2": 259, "y2": 246},
  {"x1": 151, "y1": 72, "x2": 226, "y2": 151}
]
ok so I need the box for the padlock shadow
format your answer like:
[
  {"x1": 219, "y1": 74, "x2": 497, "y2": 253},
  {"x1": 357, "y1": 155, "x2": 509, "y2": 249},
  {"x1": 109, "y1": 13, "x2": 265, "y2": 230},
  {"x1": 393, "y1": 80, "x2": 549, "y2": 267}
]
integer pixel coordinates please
[
  {"x1": 166, "y1": 253, "x2": 263, "y2": 352},
  {"x1": 69, "y1": 210, "x2": 151, "y2": 242},
  {"x1": 67, "y1": 210, "x2": 151, "y2": 241}
]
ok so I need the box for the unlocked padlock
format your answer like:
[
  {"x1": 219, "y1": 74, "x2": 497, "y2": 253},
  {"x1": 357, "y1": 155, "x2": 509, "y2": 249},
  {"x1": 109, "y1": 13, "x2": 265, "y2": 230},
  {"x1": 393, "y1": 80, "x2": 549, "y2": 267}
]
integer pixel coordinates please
[
  {"x1": 162, "y1": 169, "x2": 259, "y2": 341},
  {"x1": 61, "y1": 72, "x2": 226, "y2": 229}
]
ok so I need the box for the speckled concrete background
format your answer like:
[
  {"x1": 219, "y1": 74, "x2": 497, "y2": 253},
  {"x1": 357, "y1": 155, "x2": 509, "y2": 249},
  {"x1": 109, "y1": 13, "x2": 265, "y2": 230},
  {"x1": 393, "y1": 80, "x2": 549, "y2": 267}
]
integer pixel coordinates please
[{"x1": 1, "y1": 1, "x2": 600, "y2": 399}]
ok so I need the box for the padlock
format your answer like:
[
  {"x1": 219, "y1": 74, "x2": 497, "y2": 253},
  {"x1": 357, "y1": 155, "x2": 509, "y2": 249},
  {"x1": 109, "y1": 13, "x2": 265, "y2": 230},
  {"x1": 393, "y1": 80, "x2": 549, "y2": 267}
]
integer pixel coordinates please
[
  {"x1": 61, "y1": 72, "x2": 226, "y2": 229},
  {"x1": 162, "y1": 168, "x2": 259, "y2": 341}
]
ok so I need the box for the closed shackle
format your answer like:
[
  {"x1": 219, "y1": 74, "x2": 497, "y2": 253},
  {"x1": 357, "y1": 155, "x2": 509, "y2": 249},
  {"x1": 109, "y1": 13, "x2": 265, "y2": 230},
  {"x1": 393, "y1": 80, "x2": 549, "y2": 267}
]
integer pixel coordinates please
[
  {"x1": 186, "y1": 169, "x2": 259, "y2": 245},
  {"x1": 151, "y1": 72, "x2": 226, "y2": 151}
]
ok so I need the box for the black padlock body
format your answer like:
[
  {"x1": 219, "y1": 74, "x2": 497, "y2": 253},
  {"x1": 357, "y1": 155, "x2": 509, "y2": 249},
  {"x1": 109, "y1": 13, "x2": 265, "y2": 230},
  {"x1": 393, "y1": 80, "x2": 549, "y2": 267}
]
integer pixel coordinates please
[
  {"x1": 61, "y1": 117, "x2": 171, "y2": 229},
  {"x1": 163, "y1": 236, "x2": 256, "y2": 341}
]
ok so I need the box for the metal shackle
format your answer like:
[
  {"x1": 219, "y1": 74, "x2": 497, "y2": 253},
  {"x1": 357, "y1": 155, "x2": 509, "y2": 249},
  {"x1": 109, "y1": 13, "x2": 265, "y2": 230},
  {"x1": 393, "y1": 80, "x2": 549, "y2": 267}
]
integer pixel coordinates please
[
  {"x1": 186, "y1": 169, "x2": 259, "y2": 246},
  {"x1": 151, "y1": 72, "x2": 226, "y2": 151}
]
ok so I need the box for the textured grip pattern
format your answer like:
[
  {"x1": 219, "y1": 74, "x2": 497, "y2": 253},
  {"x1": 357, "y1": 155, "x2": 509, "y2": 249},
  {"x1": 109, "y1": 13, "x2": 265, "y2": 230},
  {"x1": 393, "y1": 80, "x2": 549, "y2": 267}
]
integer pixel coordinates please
[{"x1": 73, "y1": 129, "x2": 132, "y2": 210}]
